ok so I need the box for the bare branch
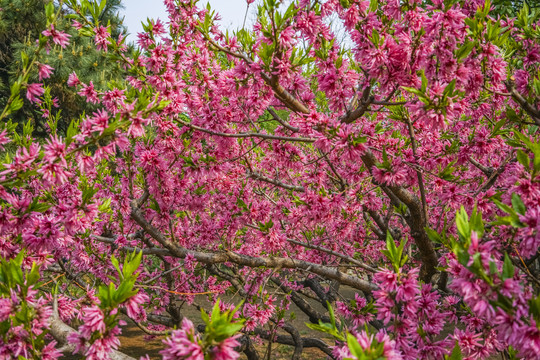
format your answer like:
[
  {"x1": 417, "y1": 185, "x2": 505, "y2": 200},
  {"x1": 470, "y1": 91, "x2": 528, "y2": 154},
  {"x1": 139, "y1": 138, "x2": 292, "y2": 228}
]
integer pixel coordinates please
[
  {"x1": 92, "y1": 235, "x2": 171, "y2": 256},
  {"x1": 469, "y1": 157, "x2": 494, "y2": 178},
  {"x1": 506, "y1": 80, "x2": 540, "y2": 126},
  {"x1": 341, "y1": 86, "x2": 372, "y2": 124},
  {"x1": 267, "y1": 107, "x2": 299, "y2": 132},
  {"x1": 405, "y1": 116, "x2": 429, "y2": 223}
]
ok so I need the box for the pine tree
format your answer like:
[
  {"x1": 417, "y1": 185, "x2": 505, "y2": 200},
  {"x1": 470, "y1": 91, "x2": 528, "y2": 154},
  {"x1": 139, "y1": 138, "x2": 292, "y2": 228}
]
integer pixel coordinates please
[{"x1": 0, "y1": 0, "x2": 129, "y2": 136}]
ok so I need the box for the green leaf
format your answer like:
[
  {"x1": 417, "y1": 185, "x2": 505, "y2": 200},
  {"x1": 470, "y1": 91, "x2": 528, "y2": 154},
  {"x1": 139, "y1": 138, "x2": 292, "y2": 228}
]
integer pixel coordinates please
[
  {"x1": 124, "y1": 250, "x2": 142, "y2": 278},
  {"x1": 78, "y1": 27, "x2": 94, "y2": 37},
  {"x1": 401, "y1": 86, "x2": 425, "y2": 98},
  {"x1": 201, "y1": 307, "x2": 210, "y2": 325},
  {"x1": 45, "y1": 2, "x2": 55, "y2": 22},
  {"x1": 327, "y1": 302, "x2": 337, "y2": 329},
  {"x1": 10, "y1": 82, "x2": 21, "y2": 97},
  {"x1": 10, "y1": 96, "x2": 24, "y2": 113},
  {"x1": 305, "y1": 321, "x2": 345, "y2": 341},
  {"x1": 347, "y1": 333, "x2": 365, "y2": 359},
  {"x1": 443, "y1": 79, "x2": 456, "y2": 97},
  {"x1": 455, "y1": 207, "x2": 470, "y2": 240},
  {"x1": 502, "y1": 253, "x2": 515, "y2": 280},
  {"x1": 490, "y1": 118, "x2": 506, "y2": 137},
  {"x1": 21, "y1": 52, "x2": 29, "y2": 69},
  {"x1": 211, "y1": 299, "x2": 221, "y2": 323},
  {"x1": 469, "y1": 207, "x2": 484, "y2": 237},
  {"x1": 383, "y1": 231, "x2": 397, "y2": 261},
  {"x1": 26, "y1": 263, "x2": 40, "y2": 286},
  {"x1": 516, "y1": 150, "x2": 530, "y2": 169},
  {"x1": 420, "y1": 69, "x2": 428, "y2": 93},
  {"x1": 529, "y1": 294, "x2": 540, "y2": 323},
  {"x1": 448, "y1": 342, "x2": 462, "y2": 360},
  {"x1": 425, "y1": 227, "x2": 442, "y2": 244},
  {"x1": 370, "y1": 29, "x2": 380, "y2": 47},
  {"x1": 456, "y1": 41, "x2": 474, "y2": 61},
  {"x1": 111, "y1": 255, "x2": 121, "y2": 278},
  {"x1": 492, "y1": 199, "x2": 515, "y2": 216},
  {"x1": 511, "y1": 193, "x2": 526, "y2": 216}
]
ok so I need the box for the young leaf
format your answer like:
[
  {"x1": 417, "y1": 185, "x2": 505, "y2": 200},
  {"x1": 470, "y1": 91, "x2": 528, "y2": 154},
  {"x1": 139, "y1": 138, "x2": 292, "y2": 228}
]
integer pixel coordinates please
[
  {"x1": 448, "y1": 342, "x2": 463, "y2": 360},
  {"x1": 511, "y1": 193, "x2": 526, "y2": 216},
  {"x1": 502, "y1": 253, "x2": 515, "y2": 280}
]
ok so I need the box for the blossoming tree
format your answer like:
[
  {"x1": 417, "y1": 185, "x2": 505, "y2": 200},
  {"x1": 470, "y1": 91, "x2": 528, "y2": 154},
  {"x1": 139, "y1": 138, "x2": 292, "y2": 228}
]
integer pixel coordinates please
[{"x1": 1, "y1": 0, "x2": 540, "y2": 359}]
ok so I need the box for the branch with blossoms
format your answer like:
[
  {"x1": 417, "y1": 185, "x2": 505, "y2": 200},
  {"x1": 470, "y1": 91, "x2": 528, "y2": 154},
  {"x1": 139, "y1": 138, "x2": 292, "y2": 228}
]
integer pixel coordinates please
[
  {"x1": 130, "y1": 200, "x2": 377, "y2": 293},
  {"x1": 2, "y1": 0, "x2": 540, "y2": 359}
]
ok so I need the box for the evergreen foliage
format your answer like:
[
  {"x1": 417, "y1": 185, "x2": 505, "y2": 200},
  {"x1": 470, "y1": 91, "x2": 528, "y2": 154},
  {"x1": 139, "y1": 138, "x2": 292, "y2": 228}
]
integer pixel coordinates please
[{"x1": 0, "y1": 0, "x2": 129, "y2": 136}]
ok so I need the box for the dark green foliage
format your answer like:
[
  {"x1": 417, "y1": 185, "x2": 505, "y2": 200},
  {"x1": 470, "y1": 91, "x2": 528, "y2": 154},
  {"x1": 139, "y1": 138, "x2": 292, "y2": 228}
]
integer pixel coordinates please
[{"x1": 492, "y1": 0, "x2": 540, "y2": 16}]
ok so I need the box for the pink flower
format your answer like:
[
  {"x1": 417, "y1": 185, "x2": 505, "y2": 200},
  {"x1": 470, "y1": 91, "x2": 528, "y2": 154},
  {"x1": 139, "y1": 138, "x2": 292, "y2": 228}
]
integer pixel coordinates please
[
  {"x1": 67, "y1": 72, "x2": 81, "y2": 87},
  {"x1": 89, "y1": 109, "x2": 109, "y2": 135},
  {"x1": 26, "y1": 83, "x2": 44, "y2": 103},
  {"x1": 127, "y1": 115, "x2": 147, "y2": 137},
  {"x1": 72, "y1": 20, "x2": 83, "y2": 30},
  {"x1": 78, "y1": 81, "x2": 99, "y2": 104},
  {"x1": 43, "y1": 135, "x2": 66, "y2": 163},
  {"x1": 372, "y1": 165, "x2": 407, "y2": 186},
  {"x1": 211, "y1": 335, "x2": 241, "y2": 360},
  {"x1": 78, "y1": 306, "x2": 106, "y2": 338},
  {"x1": 124, "y1": 292, "x2": 149, "y2": 322},
  {"x1": 0, "y1": 129, "x2": 10, "y2": 150},
  {"x1": 453, "y1": 329, "x2": 482, "y2": 353},
  {"x1": 38, "y1": 64, "x2": 54, "y2": 81},
  {"x1": 161, "y1": 318, "x2": 204, "y2": 360},
  {"x1": 37, "y1": 162, "x2": 71, "y2": 185},
  {"x1": 0, "y1": 298, "x2": 13, "y2": 322},
  {"x1": 41, "y1": 341, "x2": 62, "y2": 360},
  {"x1": 42, "y1": 24, "x2": 71, "y2": 48},
  {"x1": 94, "y1": 26, "x2": 111, "y2": 51}
]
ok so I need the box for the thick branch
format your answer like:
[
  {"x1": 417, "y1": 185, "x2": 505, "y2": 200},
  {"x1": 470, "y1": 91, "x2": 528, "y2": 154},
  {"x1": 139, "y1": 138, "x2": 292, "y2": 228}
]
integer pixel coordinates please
[
  {"x1": 50, "y1": 299, "x2": 136, "y2": 360},
  {"x1": 475, "y1": 153, "x2": 514, "y2": 196},
  {"x1": 281, "y1": 323, "x2": 303, "y2": 360},
  {"x1": 363, "y1": 207, "x2": 401, "y2": 241},
  {"x1": 406, "y1": 117, "x2": 428, "y2": 222},
  {"x1": 361, "y1": 150, "x2": 439, "y2": 282},
  {"x1": 130, "y1": 205, "x2": 376, "y2": 293},
  {"x1": 340, "y1": 86, "x2": 373, "y2": 124},
  {"x1": 272, "y1": 277, "x2": 332, "y2": 324},
  {"x1": 469, "y1": 157, "x2": 494, "y2": 178},
  {"x1": 251, "y1": 327, "x2": 334, "y2": 358},
  {"x1": 506, "y1": 80, "x2": 540, "y2": 125},
  {"x1": 92, "y1": 235, "x2": 171, "y2": 256}
]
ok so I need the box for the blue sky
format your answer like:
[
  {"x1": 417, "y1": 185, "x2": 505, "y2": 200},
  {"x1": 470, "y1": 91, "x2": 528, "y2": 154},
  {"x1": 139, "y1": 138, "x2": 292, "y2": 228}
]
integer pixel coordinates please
[{"x1": 120, "y1": 0, "x2": 255, "y2": 39}]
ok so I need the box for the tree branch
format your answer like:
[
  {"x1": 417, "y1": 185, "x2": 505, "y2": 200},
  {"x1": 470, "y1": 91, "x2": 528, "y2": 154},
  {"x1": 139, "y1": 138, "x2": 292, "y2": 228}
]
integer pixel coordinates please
[
  {"x1": 248, "y1": 171, "x2": 305, "y2": 192},
  {"x1": 129, "y1": 204, "x2": 377, "y2": 293},
  {"x1": 50, "y1": 297, "x2": 137, "y2": 360},
  {"x1": 360, "y1": 150, "x2": 439, "y2": 282},
  {"x1": 286, "y1": 238, "x2": 376, "y2": 272},
  {"x1": 176, "y1": 118, "x2": 315, "y2": 143}
]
